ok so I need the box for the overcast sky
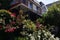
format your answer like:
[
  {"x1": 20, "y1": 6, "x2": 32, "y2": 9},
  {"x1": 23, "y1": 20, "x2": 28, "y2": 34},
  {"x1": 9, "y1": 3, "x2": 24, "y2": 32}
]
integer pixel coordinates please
[{"x1": 37, "y1": 0, "x2": 58, "y2": 5}]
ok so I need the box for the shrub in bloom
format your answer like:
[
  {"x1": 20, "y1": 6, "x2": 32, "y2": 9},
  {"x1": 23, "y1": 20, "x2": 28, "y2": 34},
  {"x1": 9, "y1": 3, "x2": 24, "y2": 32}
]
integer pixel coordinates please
[{"x1": 5, "y1": 27, "x2": 16, "y2": 32}]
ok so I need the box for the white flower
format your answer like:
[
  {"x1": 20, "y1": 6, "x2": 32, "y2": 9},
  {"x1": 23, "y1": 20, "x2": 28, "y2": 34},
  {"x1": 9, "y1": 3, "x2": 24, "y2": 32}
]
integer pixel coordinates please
[
  {"x1": 51, "y1": 35, "x2": 54, "y2": 38},
  {"x1": 38, "y1": 36, "x2": 40, "y2": 38},
  {"x1": 55, "y1": 37, "x2": 59, "y2": 40},
  {"x1": 42, "y1": 30, "x2": 45, "y2": 33},
  {"x1": 28, "y1": 34, "x2": 32, "y2": 37}
]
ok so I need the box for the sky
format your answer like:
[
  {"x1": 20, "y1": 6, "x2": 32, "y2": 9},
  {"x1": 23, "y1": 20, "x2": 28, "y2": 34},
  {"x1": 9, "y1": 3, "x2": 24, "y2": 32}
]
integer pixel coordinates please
[{"x1": 37, "y1": 0, "x2": 58, "y2": 5}]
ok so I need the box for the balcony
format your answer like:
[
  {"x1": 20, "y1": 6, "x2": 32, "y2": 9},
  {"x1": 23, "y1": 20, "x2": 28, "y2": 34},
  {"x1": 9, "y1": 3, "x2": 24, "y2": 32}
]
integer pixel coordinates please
[
  {"x1": 33, "y1": 0, "x2": 40, "y2": 4},
  {"x1": 10, "y1": 0, "x2": 42, "y2": 16}
]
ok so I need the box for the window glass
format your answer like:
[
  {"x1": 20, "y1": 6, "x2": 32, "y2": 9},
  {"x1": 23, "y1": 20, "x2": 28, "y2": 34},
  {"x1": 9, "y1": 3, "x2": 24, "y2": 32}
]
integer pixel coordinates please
[
  {"x1": 30, "y1": 2, "x2": 33, "y2": 8},
  {"x1": 33, "y1": 4, "x2": 38, "y2": 11},
  {"x1": 28, "y1": 1, "x2": 33, "y2": 9},
  {"x1": 33, "y1": 4, "x2": 36, "y2": 10},
  {"x1": 22, "y1": 0, "x2": 26, "y2": 4},
  {"x1": 36, "y1": 6, "x2": 38, "y2": 11},
  {"x1": 10, "y1": 0, "x2": 19, "y2": 5}
]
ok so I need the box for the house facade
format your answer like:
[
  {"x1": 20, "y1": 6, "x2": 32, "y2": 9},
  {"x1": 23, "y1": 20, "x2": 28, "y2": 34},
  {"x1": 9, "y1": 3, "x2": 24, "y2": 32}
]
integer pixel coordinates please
[
  {"x1": 10, "y1": 0, "x2": 42, "y2": 21},
  {"x1": 39, "y1": 2, "x2": 48, "y2": 14}
]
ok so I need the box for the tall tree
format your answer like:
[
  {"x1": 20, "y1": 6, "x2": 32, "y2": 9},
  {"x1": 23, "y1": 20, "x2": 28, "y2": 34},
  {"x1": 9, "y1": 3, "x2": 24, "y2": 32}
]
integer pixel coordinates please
[
  {"x1": 0, "y1": 0, "x2": 12, "y2": 9},
  {"x1": 43, "y1": 4, "x2": 60, "y2": 26},
  {"x1": 42, "y1": 4, "x2": 60, "y2": 37}
]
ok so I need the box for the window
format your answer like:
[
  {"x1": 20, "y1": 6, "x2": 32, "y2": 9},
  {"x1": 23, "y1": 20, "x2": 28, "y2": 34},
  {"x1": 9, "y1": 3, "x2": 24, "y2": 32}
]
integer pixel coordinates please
[
  {"x1": 22, "y1": 0, "x2": 26, "y2": 4},
  {"x1": 33, "y1": 4, "x2": 36, "y2": 10},
  {"x1": 10, "y1": 0, "x2": 16, "y2": 5},
  {"x1": 36, "y1": 6, "x2": 38, "y2": 11},
  {"x1": 10, "y1": 0, "x2": 20, "y2": 5},
  {"x1": 30, "y1": 2, "x2": 33, "y2": 9},
  {"x1": 33, "y1": 4, "x2": 38, "y2": 11},
  {"x1": 28, "y1": 1, "x2": 33, "y2": 9}
]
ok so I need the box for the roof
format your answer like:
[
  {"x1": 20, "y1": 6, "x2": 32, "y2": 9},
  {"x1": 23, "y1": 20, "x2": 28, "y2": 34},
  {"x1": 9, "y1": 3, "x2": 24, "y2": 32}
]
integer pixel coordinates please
[{"x1": 46, "y1": 1, "x2": 60, "y2": 7}]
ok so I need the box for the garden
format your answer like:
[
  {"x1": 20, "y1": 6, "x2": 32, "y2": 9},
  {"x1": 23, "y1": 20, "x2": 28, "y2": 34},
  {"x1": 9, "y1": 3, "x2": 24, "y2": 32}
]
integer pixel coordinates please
[{"x1": 0, "y1": 0, "x2": 60, "y2": 40}]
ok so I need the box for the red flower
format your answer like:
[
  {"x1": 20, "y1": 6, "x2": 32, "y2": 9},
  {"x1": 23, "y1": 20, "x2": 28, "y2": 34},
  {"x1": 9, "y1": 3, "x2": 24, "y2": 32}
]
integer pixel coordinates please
[
  {"x1": 36, "y1": 22, "x2": 40, "y2": 28},
  {"x1": 8, "y1": 28, "x2": 14, "y2": 32},
  {"x1": 11, "y1": 13, "x2": 16, "y2": 17},
  {"x1": 0, "y1": 25, "x2": 2, "y2": 30},
  {"x1": 5, "y1": 24, "x2": 11, "y2": 29},
  {"x1": 11, "y1": 21, "x2": 16, "y2": 24},
  {"x1": 13, "y1": 27, "x2": 16, "y2": 29},
  {"x1": 5, "y1": 27, "x2": 16, "y2": 32}
]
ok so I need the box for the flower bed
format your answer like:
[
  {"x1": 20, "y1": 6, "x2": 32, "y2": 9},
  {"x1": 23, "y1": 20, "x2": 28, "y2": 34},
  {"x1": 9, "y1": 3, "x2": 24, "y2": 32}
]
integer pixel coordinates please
[{"x1": 0, "y1": 10, "x2": 59, "y2": 40}]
